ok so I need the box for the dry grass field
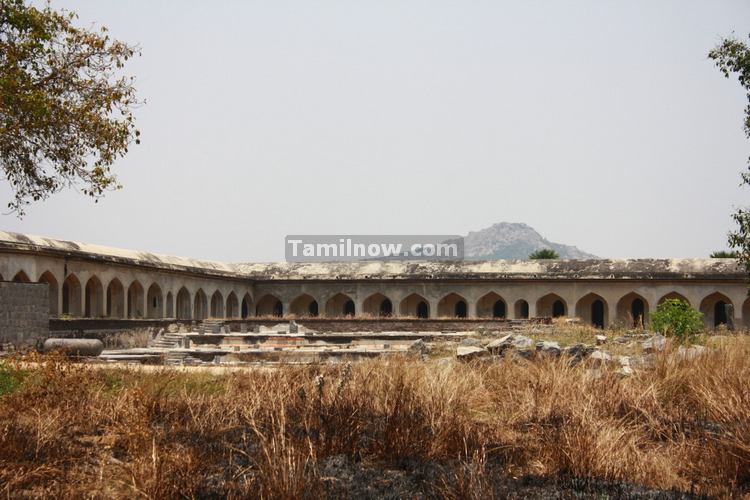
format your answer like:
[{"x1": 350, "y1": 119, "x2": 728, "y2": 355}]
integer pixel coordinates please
[{"x1": 1, "y1": 336, "x2": 749, "y2": 498}]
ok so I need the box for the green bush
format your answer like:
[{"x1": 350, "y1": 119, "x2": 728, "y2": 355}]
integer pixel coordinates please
[
  {"x1": 650, "y1": 299, "x2": 704, "y2": 341},
  {"x1": 528, "y1": 248, "x2": 559, "y2": 259},
  {"x1": 0, "y1": 363, "x2": 25, "y2": 397}
]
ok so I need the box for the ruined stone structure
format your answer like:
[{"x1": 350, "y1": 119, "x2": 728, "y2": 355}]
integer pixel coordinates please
[
  {"x1": 0, "y1": 281, "x2": 49, "y2": 345},
  {"x1": 0, "y1": 231, "x2": 747, "y2": 329}
]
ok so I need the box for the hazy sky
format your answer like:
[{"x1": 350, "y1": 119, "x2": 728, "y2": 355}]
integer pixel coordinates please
[{"x1": 2, "y1": 0, "x2": 750, "y2": 262}]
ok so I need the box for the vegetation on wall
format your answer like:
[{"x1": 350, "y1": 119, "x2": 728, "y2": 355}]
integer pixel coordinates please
[
  {"x1": 710, "y1": 250, "x2": 739, "y2": 258},
  {"x1": 528, "y1": 248, "x2": 560, "y2": 259}
]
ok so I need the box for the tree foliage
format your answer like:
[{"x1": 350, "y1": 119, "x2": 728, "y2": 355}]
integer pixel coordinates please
[
  {"x1": 650, "y1": 299, "x2": 704, "y2": 341},
  {"x1": 528, "y1": 248, "x2": 559, "y2": 259},
  {"x1": 710, "y1": 250, "x2": 739, "y2": 258},
  {"x1": 0, "y1": 0, "x2": 140, "y2": 214},
  {"x1": 709, "y1": 35, "x2": 750, "y2": 271}
]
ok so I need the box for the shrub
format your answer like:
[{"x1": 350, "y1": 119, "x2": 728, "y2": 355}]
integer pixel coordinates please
[
  {"x1": 529, "y1": 248, "x2": 560, "y2": 259},
  {"x1": 650, "y1": 299, "x2": 703, "y2": 340},
  {"x1": 710, "y1": 250, "x2": 739, "y2": 258},
  {"x1": 0, "y1": 363, "x2": 24, "y2": 396}
]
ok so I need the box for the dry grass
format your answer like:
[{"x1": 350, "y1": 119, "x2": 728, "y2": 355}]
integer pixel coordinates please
[{"x1": 1, "y1": 338, "x2": 749, "y2": 498}]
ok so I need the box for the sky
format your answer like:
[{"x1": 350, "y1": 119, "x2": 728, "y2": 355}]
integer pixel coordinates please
[{"x1": 2, "y1": 0, "x2": 750, "y2": 262}]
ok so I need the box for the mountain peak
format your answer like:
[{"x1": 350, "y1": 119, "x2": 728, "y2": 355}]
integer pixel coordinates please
[{"x1": 464, "y1": 222, "x2": 597, "y2": 260}]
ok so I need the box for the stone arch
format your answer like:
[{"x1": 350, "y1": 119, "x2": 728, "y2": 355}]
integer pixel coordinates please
[
  {"x1": 289, "y1": 294, "x2": 318, "y2": 317},
  {"x1": 12, "y1": 270, "x2": 30, "y2": 283},
  {"x1": 37, "y1": 271, "x2": 59, "y2": 316},
  {"x1": 325, "y1": 293, "x2": 355, "y2": 317},
  {"x1": 438, "y1": 293, "x2": 467, "y2": 318},
  {"x1": 194, "y1": 289, "x2": 208, "y2": 320},
  {"x1": 241, "y1": 293, "x2": 254, "y2": 318},
  {"x1": 62, "y1": 274, "x2": 82, "y2": 317},
  {"x1": 127, "y1": 281, "x2": 145, "y2": 318},
  {"x1": 477, "y1": 292, "x2": 507, "y2": 318},
  {"x1": 226, "y1": 291, "x2": 239, "y2": 318},
  {"x1": 616, "y1": 292, "x2": 649, "y2": 328},
  {"x1": 537, "y1": 293, "x2": 567, "y2": 318},
  {"x1": 514, "y1": 299, "x2": 529, "y2": 319},
  {"x1": 176, "y1": 287, "x2": 191, "y2": 319},
  {"x1": 106, "y1": 278, "x2": 125, "y2": 318},
  {"x1": 84, "y1": 276, "x2": 104, "y2": 318},
  {"x1": 362, "y1": 293, "x2": 393, "y2": 317},
  {"x1": 166, "y1": 291, "x2": 174, "y2": 318},
  {"x1": 210, "y1": 290, "x2": 224, "y2": 318},
  {"x1": 575, "y1": 293, "x2": 608, "y2": 328},
  {"x1": 699, "y1": 292, "x2": 733, "y2": 328},
  {"x1": 400, "y1": 293, "x2": 429, "y2": 318},
  {"x1": 256, "y1": 294, "x2": 283, "y2": 317},
  {"x1": 658, "y1": 292, "x2": 690, "y2": 306},
  {"x1": 147, "y1": 283, "x2": 163, "y2": 319}
]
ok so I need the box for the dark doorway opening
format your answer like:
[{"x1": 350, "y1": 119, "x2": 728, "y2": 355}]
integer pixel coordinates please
[
  {"x1": 344, "y1": 299, "x2": 355, "y2": 317},
  {"x1": 714, "y1": 301, "x2": 728, "y2": 326},
  {"x1": 455, "y1": 301, "x2": 467, "y2": 318},
  {"x1": 552, "y1": 300, "x2": 565, "y2": 318},
  {"x1": 272, "y1": 300, "x2": 283, "y2": 317},
  {"x1": 493, "y1": 300, "x2": 506, "y2": 318},
  {"x1": 631, "y1": 299, "x2": 645, "y2": 327},
  {"x1": 591, "y1": 299, "x2": 605, "y2": 328},
  {"x1": 380, "y1": 299, "x2": 392, "y2": 317},
  {"x1": 518, "y1": 300, "x2": 529, "y2": 319},
  {"x1": 416, "y1": 301, "x2": 429, "y2": 319},
  {"x1": 308, "y1": 300, "x2": 319, "y2": 317}
]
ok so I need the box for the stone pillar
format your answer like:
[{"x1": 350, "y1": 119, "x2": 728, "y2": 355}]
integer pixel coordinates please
[
  {"x1": 429, "y1": 299, "x2": 440, "y2": 319},
  {"x1": 527, "y1": 300, "x2": 538, "y2": 319},
  {"x1": 725, "y1": 303, "x2": 735, "y2": 330},
  {"x1": 607, "y1": 305, "x2": 618, "y2": 328},
  {"x1": 56, "y1": 282, "x2": 63, "y2": 318},
  {"x1": 79, "y1": 284, "x2": 86, "y2": 318},
  {"x1": 354, "y1": 297, "x2": 365, "y2": 319},
  {"x1": 467, "y1": 300, "x2": 477, "y2": 319}
]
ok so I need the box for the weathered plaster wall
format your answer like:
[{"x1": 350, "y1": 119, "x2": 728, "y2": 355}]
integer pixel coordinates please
[{"x1": 0, "y1": 231, "x2": 748, "y2": 329}]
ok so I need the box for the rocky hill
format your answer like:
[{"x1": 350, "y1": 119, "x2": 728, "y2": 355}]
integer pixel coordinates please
[{"x1": 463, "y1": 222, "x2": 597, "y2": 260}]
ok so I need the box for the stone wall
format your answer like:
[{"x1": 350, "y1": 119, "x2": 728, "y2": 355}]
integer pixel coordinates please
[{"x1": 0, "y1": 281, "x2": 49, "y2": 346}]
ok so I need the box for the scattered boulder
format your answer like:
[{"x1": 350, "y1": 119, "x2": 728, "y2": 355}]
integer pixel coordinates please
[
  {"x1": 642, "y1": 334, "x2": 667, "y2": 354},
  {"x1": 536, "y1": 341, "x2": 561, "y2": 357},
  {"x1": 589, "y1": 350, "x2": 613, "y2": 365},
  {"x1": 511, "y1": 335, "x2": 534, "y2": 349},
  {"x1": 459, "y1": 337, "x2": 484, "y2": 347},
  {"x1": 456, "y1": 345, "x2": 489, "y2": 361},
  {"x1": 485, "y1": 334, "x2": 513, "y2": 353},
  {"x1": 595, "y1": 334, "x2": 607, "y2": 345},
  {"x1": 676, "y1": 344, "x2": 707, "y2": 360},
  {"x1": 562, "y1": 343, "x2": 595, "y2": 361},
  {"x1": 408, "y1": 339, "x2": 430, "y2": 356},
  {"x1": 617, "y1": 366, "x2": 634, "y2": 377},
  {"x1": 629, "y1": 353, "x2": 656, "y2": 369},
  {"x1": 167, "y1": 323, "x2": 180, "y2": 333},
  {"x1": 512, "y1": 348, "x2": 536, "y2": 360}
]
